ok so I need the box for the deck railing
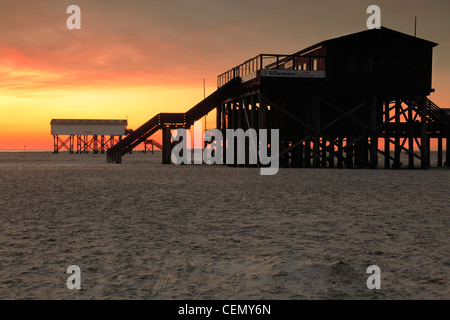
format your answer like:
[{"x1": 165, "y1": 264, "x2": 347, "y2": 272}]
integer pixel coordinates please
[{"x1": 217, "y1": 54, "x2": 326, "y2": 88}]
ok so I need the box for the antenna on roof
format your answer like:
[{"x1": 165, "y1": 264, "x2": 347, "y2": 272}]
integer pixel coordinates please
[{"x1": 414, "y1": 16, "x2": 417, "y2": 37}]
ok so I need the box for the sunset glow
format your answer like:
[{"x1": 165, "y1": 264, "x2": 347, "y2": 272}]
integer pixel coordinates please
[{"x1": 1, "y1": 0, "x2": 449, "y2": 150}]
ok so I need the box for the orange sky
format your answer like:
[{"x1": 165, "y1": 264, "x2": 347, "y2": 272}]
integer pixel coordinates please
[{"x1": 0, "y1": 0, "x2": 449, "y2": 150}]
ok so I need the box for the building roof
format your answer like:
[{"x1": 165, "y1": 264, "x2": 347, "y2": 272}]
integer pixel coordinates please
[
  {"x1": 50, "y1": 119, "x2": 128, "y2": 126},
  {"x1": 293, "y1": 26, "x2": 438, "y2": 56}
]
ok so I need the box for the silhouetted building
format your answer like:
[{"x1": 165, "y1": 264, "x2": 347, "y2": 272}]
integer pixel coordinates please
[{"x1": 107, "y1": 27, "x2": 449, "y2": 168}]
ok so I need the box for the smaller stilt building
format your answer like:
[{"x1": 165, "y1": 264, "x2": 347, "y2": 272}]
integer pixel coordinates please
[{"x1": 51, "y1": 119, "x2": 128, "y2": 154}]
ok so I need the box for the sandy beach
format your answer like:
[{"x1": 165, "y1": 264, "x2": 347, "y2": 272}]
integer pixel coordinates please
[{"x1": 0, "y1": 151, "x2": 448, "y2": 299}]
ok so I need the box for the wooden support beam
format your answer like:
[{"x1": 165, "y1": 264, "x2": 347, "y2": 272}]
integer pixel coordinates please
[
  {"x1": 76, "y1": 135, "x2": 80, "y2": 153},
  {"x1": 319, "y1": 97, "x2": 422, "y2": 168},
  {"x1": 337, "y1": 137, "x2": 343, "y2": 168},
  {"x1": 250, "y1": 95, "x2": 258, "y2": 168},
  {"x1": 291, "y1": 138, "x2": 300, "y2": 168},
  {"x1": 53, "y1": 135, "x2": 58, "y2": 154},
  {"x1": 370, "y1": 93, "x2": 378, "y2": 169},
  {"x1": 259, "y1": 97, "x2": 266, "y2": 130},
  {"x1": 438, "y1": 137, "x2": 443, "y2": 167},
  {"x1": 293, "y1": 102, "x2": 300, "y2": 168},
  {"x1": 251, "y1": 95, "x2": 258, "y2": 131},
  {"x1": 328, "y1": 139, "x2": 335, "y2": 168},
  {"x1": 71, "y1": 135, "x2": 75, "y2": 154},
  {"x1": 321, "y1": 138, "x2": 327, "y2": 168},
  {"x1": 93, "y1": 135, "x2": 98, "y2": 154},
  {"x1": 221, "y1": 103, "x2": 227, "y2": 133},
  {"x1": 394, "y1": 100, "x2": 401, "y2": 169},
  {"x1": 238, "y1": 100, "x2": 244, "y2": 132},
  {"x1": 216, "y1": 104, "x2": 221, "y2": 131},
  {"x1": 355, "y1": 138, "x2": 368, "y2": 168},
  {"x1": 278, "y1": 107, "x2": 289, "y2": 167},
  {"x1": 100, "y1": 135, "x2": 106, "y2": 154},
  {"x1": 221, "y1": 103, "x2": 226, "y2": 162},
  {"x1": 233, "y1": 102, "x2": 239, "y2": 130},
  {"x1": 305, "y1": 137, "x2": 311, "y2": 168},
  {"x1": 408, "y1": 103, "x2": 414, "y2": 169},
  {"x1": 258, "y1": 96, "x2": 267, "y2": 167},
  {"x1": 299, "y1": 140, "x2": 304, "y2": 168},
  {"x1": 377, "y1": 148, "x2": 397, "y2": 162},
  {"x1": 162, "y1": 126, "x2": 172, "y2": 164},
  {"x1": 313, "y1": 97, "x2": 320, "y2": 168},
  {"x1": 230, "y1": 101, "x2": 239, "y2": 166},
  {"x1": 346, "y1": 138, "x2": 353, "y2": 168},
  {"x1": 242, "y1": 98, "x2": 249, "y2": 166},
  {"x1": 322, "y1": 97, "x2": 424, "y2": 165},
  {"x1": 225, "y1": 102, "x2": 232, "y2": 165},
  {"x1": 420, "y1": 96, "x2": 428, "y2": 169},
  {"x1": 384, "y1": 101, "x2": 390, "y2": 169},
  {"x1": 446, "y1": 137, "x2": 450, "y2": 167}
]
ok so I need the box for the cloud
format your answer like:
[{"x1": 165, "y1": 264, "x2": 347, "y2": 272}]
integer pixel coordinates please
[
  {"x1": 0, "y1": 1, "x2": 241, "y2": 92},
  {"x1": 0, "y1": 0, "x2": 449, "y2": 94}
]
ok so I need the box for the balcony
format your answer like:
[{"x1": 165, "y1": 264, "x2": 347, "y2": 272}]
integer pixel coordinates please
[{"x1": 217, "y1": 53, "x2": 326, "y2": 88}]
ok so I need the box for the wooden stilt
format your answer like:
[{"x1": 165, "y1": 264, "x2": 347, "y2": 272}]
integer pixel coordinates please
[
  {"x1": 370, "y1": 93, "x2": 378, "y2": 169},
  {"x1": 321, "y1": 137, "x2": 327, "y2": 168},
  {"x1": 233, "y1": 102, "x2": 239, "y2": 166},
  {"x1": 259, "y1": 98, "x2": 266, "y2": 130},
  {"x1": 299, "y1": 140, "x2": 304, "y2": 168},
  {"x1": 313, "y1": 97, "x2": 320, "y2": 168},
  {"x1": 53, "y1": 135, "x2": 58, "y2": 154},
  {"x1": 329, "y1": 138, "x2": 335, "y2": 168},
  {"x1": 408, "y1": 103, "x2": 414, "y2": 168},
  {"x1": 221, "y1": 103, "x2": 227, "y2": 161},
  {"x1": 289, "y1": 103, "x2": 299, "y2": 168},
  {"x1": 446, "y1": 137, "x2": 450, "y2": 167},
  {"x1": 337, "y1": 137, "x2": 343, "y2": 169},
  {"x1": 100, "y1": 135, "x2": 105, "y2": 154},
  {"x1": 384, "y1": 102, "x2": 390, "y2": 169},
  {"x1": 221, "y1": 103, "x2": 227, "y2": 133},
  {"x1": 251, "y1": 95, "x2": 258, "y2": 167},
  {"x1": 258, "y1": 97, "x2": 267, "y2": 167},
  {"x1": 394, "y1": 100, "x2": 401, "y2": 169},
  {"x1": 162, "y1": 126, "x2": 172, "y2": 164},
  {"x1": 242, "y1": 98, "x2": 249, "y2": 166},
  {"x1": 225, "y1": 102, "x2": 232, "y2": 165},
  {"x1": 438, "y1": 137, "x2": 443, "y2": 167},
  {"x1": 355, "y1": 138, "x2": 369, "y2": 168},
  {"x1": 305, "y1": 137, "x2": 311, "y2": 168},
  {"x1": 420, "y1": 96, "x2": 428, "y2": 169},
  {"x1": 216, "y1": 104, "x2": 221, "y2": 131},
  {"x1": 346, "y1": 138, "x2": 353, "y2": 168},
  {"x1": 251, "y1": 95, "x2": 258, "y2": 131}
]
